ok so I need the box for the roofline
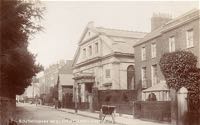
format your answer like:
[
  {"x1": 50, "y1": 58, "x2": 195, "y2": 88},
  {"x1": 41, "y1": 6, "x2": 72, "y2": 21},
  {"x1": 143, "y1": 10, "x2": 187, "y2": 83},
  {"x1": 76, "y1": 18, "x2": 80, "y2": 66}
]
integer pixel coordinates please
[
  {"x1": 96, "y1": 27, "x2": 148, "y2": 34},
  {"x1": 165, "y1": 9, "x2": 199, "y2": 26},
  {"x1": 58, "y1": 72, "x2": 73, "y2": 75},
  {"x1": 133, "y1": 8, "x2": 199, "y2": 48},
  {"x1": 133, "y1": 33, "x2": 162, "y2": 47}
]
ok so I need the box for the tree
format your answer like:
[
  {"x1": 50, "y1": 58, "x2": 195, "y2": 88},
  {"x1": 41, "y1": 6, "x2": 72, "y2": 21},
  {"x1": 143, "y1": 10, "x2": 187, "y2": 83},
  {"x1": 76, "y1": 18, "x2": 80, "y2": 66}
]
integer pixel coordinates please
[
  {"x1": 159, "y1": 50, "x2": 200, "y2": 112},
  {"x1": 0, "y1": 0, "x2": 44, "y2": 98}
]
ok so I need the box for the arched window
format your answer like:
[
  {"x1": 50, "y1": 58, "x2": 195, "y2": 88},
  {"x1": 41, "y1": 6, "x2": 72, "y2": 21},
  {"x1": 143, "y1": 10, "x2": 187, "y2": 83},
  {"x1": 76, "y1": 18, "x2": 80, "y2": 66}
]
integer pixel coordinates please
[{"x1": 127, "y1": 65, "x2": 135, "y2": 89}]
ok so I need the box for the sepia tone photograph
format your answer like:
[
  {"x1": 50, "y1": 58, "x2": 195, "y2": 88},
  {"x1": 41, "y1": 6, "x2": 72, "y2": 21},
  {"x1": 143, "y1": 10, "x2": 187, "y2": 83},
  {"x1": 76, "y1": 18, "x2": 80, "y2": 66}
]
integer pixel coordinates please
[{"x1": 0, "y1": 0, "x2": 200, "y2": 125}]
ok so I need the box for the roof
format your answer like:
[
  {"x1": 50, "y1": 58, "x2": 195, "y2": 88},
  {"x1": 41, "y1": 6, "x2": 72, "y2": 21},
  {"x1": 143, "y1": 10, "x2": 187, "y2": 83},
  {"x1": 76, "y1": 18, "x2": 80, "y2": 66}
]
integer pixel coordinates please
[
  {"x1": 134, "y1": 26, "x2": 162, "y2": 47},
  {"x1": 143, "y1": 80, "x2": 169, "y2": 92},
  {"x1": 162, "y1": 9, "x2": 199, "y2": 33},
  {"x1": 96, "y1": 27, "x2": 147, "y2": 38},
  {"x1": 165, "y1": 9, "x2": 199, "y2": 26},
  {"x1": 96, "y1": 27, "x2": 147, "y2": 53},
  {"x1": 59, "y1": 60, "x2": 73, "y2": 74},
  {"x1": 112, "y1": 40, "x2": 139, "y2": 53}
]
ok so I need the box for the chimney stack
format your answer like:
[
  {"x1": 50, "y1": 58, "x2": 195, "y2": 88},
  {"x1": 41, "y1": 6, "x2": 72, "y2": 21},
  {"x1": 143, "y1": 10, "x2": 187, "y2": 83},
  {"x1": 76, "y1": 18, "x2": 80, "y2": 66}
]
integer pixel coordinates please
[{"x1": 151, "y1": 13, "x2": 172, "y2": 31}]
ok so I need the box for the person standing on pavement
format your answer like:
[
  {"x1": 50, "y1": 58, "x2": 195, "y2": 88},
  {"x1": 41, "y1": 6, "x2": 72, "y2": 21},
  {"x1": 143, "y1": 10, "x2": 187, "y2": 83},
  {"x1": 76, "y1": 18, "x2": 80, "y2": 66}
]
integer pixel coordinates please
[{"x1": 54, "y1": 98, "x2": 58, "y2": 109}]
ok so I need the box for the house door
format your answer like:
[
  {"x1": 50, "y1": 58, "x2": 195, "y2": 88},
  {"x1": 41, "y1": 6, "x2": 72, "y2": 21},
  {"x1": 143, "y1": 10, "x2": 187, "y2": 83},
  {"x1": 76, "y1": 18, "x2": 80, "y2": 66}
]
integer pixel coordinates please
[
  {"x1": 85, "y1": 83, "x2": 93, "y2": 111},
  {"x1": 88, "y1": 93, "x2": 93, "y2": 111},
  {"x1": 127, "y1": 65, "x2": 135, "y2": 89}
]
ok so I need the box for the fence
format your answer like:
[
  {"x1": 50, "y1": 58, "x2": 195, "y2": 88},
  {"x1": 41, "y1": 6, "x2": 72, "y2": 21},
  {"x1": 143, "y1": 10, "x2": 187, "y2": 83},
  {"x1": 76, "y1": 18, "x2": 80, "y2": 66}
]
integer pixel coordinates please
[
  {"x1": 93, "y1": 89, "x2": 137, "y2": 114},
  {"x1": 134, "y1": 101, "x2": 171, "y2": 122},
  {"x1": 104, "y1": 102, "x2": 134, "y2": 115}
]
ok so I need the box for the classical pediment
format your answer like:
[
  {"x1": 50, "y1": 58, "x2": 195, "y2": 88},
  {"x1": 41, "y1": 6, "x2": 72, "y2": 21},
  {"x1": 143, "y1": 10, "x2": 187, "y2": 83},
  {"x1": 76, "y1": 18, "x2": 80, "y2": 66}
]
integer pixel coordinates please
[
  {"x1": 78, "y1": 22, "x2": 99, "y2": 45},
  {"x1": 72, "y1": 22, "x2": 145, "y2": 68},
  {"x1": 81, "y1": 29, "x2": 99, "y2": 43}
]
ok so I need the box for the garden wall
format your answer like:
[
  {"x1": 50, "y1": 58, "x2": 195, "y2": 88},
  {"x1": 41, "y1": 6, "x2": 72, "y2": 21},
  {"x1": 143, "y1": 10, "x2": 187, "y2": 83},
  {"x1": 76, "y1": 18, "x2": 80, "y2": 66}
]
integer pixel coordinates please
[
  {"x1": 134, "y1": 101, "x2": 171, "y2": 122},
  {"x1": 93, "y1": 89, "x2": 137, "y2": 114}
]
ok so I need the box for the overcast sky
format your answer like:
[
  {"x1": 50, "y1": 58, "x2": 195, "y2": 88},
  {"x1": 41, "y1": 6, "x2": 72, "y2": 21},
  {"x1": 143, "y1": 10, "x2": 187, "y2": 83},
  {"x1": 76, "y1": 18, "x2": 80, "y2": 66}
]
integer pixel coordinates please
[{"x1": 28, "y1": 1, "x2": 198, "y2": 68}]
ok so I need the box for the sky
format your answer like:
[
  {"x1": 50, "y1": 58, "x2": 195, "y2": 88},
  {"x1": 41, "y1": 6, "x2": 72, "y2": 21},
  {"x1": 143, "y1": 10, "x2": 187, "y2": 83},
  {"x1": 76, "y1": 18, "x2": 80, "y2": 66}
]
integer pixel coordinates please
[{"x1": 28, "y1": 1, "x2": 198, "y2": 68}]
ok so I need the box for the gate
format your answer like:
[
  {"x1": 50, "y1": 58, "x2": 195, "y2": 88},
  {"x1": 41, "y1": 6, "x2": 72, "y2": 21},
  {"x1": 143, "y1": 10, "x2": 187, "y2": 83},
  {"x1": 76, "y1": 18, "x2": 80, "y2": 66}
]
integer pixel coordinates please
[
  {"x1": 62, "y1": 93, "x2": 74, "y2": 108},
  {"x1": 187, "y1": 92, "x2": 200, "y2": 125}
]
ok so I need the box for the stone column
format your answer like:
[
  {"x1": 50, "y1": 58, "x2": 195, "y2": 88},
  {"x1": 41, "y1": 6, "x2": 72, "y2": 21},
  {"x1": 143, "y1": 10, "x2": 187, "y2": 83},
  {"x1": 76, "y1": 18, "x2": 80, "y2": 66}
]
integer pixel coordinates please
[
  {"x1": 81, "y1": 84, "x2": 85, "y2": 102},
  {"x1": 177, "y1": 87, "x2": 188, "y2": 125}
]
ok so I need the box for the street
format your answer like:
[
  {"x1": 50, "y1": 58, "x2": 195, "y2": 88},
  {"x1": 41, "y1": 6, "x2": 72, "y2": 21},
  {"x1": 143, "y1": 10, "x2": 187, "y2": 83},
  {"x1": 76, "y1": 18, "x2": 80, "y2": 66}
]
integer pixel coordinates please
[
  {"x1": 15, "y1": 103, "x2": 108, "y2": 125},
  {"x1": 14, "y1": 103, "x2": 171, "y2": 125}
]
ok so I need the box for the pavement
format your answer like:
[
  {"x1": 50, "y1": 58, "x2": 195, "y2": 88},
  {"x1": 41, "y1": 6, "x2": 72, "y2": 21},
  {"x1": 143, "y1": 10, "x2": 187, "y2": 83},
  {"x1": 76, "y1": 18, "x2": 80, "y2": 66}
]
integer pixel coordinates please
[{"x1": 40, "y1": 104, "x2": 171, "y2": 125}]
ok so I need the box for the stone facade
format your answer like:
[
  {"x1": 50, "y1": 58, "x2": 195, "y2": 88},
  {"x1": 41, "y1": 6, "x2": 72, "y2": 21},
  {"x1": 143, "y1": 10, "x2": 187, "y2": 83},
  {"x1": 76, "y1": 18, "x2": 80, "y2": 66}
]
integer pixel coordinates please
[
  {"x1": 72, "y1": 22, "x2": 146, "y2": 110},
  {"x1": 134, "y1": 9, "x2": 200, "y2": 101}
]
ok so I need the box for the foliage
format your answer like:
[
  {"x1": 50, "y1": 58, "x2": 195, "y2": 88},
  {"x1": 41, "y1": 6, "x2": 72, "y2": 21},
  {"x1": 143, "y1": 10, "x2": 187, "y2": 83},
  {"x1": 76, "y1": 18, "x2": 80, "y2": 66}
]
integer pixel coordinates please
[
  {"x1": 45, "y1": 86, "x2": 57, "y2": 104},
  {"x1": 0, "y1": 0, "x2": 44, "y2": 97},
  {"x1": 159, "y1": 50, "x2": 200, "y2": 111}
]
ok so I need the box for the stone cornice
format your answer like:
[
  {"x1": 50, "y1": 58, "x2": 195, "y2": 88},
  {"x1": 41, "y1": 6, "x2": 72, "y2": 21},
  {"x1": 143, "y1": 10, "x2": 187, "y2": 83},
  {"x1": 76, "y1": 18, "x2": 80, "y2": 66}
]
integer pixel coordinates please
[
  {"x1": 73, "y1": 75, "x2": 95, "y2": 80},
  {"x1": 73, "y1": 56, "x2": 102, "y2": 69},
  {"x1": 79, "y1": 35, "x2": 99, "y2": 46},
  {"x1": 73, "y1": 52, "x2": 134, "y2": 69}
]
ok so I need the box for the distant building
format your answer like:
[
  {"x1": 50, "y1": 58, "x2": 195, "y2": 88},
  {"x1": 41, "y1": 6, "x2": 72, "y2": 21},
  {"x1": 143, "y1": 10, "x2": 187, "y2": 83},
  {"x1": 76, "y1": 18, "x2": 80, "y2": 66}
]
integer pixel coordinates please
[
  {"x1": 56, "y1": 60, "x2": 74, "y2": 108},
  {"x1": 38, "y1": 72, "x2": 46, "y2": 95},
  {"x1": 24, "y1": 82, "x2": 40, "y2": 99},
  {"x1": 72, "y1": 22, "x2": 147, "y2": 109},
  {"x1": 134, "y1": 9, "x2": 200, "y2": 101},
  {"x1": 42, "y1": 60, "x2": 66, "y2": 94}
]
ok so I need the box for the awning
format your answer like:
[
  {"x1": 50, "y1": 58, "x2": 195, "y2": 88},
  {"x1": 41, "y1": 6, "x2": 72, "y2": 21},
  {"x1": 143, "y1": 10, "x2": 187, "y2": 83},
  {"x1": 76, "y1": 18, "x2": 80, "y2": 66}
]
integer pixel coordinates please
[{"x1": 143, "y1": 80, "x2": 169, "y2": 92}]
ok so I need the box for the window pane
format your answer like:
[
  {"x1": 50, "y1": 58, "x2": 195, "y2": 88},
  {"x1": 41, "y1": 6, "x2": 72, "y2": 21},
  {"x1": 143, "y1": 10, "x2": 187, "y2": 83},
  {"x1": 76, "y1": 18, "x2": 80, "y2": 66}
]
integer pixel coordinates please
[
  {"x1": 89, "y1": 46, "x2": 92, "y2": 56},
  {"x1": 141, "y1": 47, "x2": 146, "y2": 60},
  {"x1": 105, "y1": 69, "x2": 110, "y2": 78},
  {"x1": 141, "y1": 67, "x2": 147, "y2": 87},
  {"x1": 151, "y1": 64, "x2": 157, "y2": 86},
  {"x1": 151, "y1": 43, "x2": 156, "y2": 58},
  {"x1": 169, "y1": 36, "x2": 175, "y2": 52},
  {"x1": 95, "y1": 42, "x2": 98, "y2": 53},
  {"x1": 186, "y1": 29, "x2": 194, "y2": 48},
  {"x1": 83, "y1": 48, "x2": 86, "y2": 58}
]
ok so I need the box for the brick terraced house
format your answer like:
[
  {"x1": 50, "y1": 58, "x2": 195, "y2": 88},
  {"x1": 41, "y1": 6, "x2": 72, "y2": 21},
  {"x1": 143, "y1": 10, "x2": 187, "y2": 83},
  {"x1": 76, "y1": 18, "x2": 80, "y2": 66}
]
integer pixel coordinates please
[{"x1": 134, "y1": 9, "x2": 200, "y2": 101}]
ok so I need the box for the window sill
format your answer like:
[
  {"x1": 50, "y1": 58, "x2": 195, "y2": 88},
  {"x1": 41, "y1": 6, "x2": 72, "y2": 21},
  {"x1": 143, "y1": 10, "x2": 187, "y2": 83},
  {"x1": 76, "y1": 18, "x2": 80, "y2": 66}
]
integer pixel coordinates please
[{"x1": 186, "y1": 46, "x2": 194, "y2": 49}]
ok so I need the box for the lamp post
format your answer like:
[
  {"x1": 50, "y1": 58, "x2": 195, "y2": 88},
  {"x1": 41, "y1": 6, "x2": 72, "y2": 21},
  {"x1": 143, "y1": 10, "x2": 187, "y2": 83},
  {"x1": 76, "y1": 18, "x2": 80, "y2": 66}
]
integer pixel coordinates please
[
  {"x1": 75, "y1": 87, "x2": 78, "y2": 113},
  {"x1": 75, "y1": 83, "x2": 81, "y2": 113}
]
